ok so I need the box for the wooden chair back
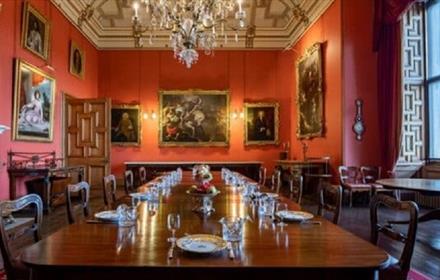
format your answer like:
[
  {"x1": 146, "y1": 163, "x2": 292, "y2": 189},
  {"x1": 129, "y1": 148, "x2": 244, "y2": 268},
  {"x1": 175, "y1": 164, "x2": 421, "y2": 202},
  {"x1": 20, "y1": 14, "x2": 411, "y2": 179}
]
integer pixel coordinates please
[
  {"x1": 339, "y1": 166, "x2": 361, "y2": 185},
  {"x1": 272, "y1": 169, "x2": 282, "y2": 193},
  {"x1": 288, "y1": 173, "x2": 303, "y2": 204},
  {"x1": 0, "y1": 194, "x2": 43, "y2": 280},
  {"x1": 370, "y1": 194, "x2": 419, "y2": 279},
  {"x1": 139, "y1": 167, "x2": 147, "y2": 185},
  {"x1": 102, "y1": 174, "x2": 117, "y2": 209},
  {"x1": 317, "y1": 184, "x2": 343, "y2": 224},
  {"x1": 65, "y1": 182, "x2": 90, "y2": 224},
  {"x1": 124, "y1": 170, "x2": 135, "y2": 194},
  {"x1": 360, "y1": 166, "x2": 382, "y2": 184},
  {"x1": 258, "y1": 166, "x2": 267, "y2": 186}
]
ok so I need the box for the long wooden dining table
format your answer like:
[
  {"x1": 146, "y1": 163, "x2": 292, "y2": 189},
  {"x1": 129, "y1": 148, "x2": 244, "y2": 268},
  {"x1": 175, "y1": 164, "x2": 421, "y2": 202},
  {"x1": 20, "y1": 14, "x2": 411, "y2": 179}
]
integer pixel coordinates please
[{"x1": 21, "y1": 172, "x2": 390, "y2": 280}]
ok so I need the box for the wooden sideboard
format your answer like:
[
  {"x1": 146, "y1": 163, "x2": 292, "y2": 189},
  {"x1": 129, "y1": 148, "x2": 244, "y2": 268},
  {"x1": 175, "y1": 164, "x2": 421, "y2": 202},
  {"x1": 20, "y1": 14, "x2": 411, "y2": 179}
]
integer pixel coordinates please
[
  {"x1": 125, "y1": 161, "x2": 263, "y2": 185},
  {"x1": 275, "y1": 159, "x2": 331, "y2": 194}
]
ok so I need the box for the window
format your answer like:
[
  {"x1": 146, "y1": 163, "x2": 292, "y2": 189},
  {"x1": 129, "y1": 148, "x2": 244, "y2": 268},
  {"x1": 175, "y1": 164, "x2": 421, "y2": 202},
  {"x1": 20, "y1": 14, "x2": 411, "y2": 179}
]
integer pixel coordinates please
[{"x1": 427, "y1": 0, "x2": 440, "y2": 158}]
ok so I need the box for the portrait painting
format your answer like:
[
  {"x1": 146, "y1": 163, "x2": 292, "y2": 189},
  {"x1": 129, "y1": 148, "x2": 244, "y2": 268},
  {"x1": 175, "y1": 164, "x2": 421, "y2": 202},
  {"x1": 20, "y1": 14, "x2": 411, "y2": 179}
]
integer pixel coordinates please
[
  {"x1": 69, "y1": 41, "x2": 85, "y2": 79},
  {"x1": 296, "y1": 43, "x2": 324, "y2": 139},
  {"x1": 111, "y1": 104, "x2": 141, "y2": 146},
  {"x1": 244, "y1": 102, "x2": 279, "y2": 146},
  {"x1": 22, "y1": 3, "x2": 50, "y2": 60},
  {"x1": 159, "y1": 90, "x2": 229, "y2": 147},
  {"x1": 13, "y1": 59, "x2": 56, "y2": 142}
]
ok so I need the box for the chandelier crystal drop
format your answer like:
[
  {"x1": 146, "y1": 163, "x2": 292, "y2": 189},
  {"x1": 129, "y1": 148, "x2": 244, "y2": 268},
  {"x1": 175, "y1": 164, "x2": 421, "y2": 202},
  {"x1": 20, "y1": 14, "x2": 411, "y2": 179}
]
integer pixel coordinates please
[{"x1": 132, "y1": 0, "x2": 247, "y2": 68}]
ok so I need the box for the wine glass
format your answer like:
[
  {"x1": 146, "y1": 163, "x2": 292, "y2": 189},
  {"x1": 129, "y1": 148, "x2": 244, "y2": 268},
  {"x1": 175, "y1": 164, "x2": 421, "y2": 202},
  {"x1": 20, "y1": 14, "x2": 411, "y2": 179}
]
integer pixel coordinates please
[
  {"x1": 276, "y1": 202, "x2": 288, "y2": 227},
  {"x1": 167, "y1": 213, "x2": 181, "y2": 241}
]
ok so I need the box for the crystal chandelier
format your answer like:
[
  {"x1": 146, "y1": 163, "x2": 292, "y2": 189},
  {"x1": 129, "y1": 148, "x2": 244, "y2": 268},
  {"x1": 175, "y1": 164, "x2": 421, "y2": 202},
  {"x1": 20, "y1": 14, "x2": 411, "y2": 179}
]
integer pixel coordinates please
[{"x1": 132, "y1": 0, "x2": 247, "y2": 68}]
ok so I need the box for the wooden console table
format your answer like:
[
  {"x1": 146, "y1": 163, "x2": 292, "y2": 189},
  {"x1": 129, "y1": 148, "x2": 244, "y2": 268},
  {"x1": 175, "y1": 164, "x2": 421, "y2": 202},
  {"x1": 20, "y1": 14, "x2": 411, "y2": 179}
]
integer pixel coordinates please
[
  {"x1": 7, "y1": 151, "x2": 84, "y2": 212},
  {"x1": 125, "y1": 161, "x2": 263, "y2": 185}
]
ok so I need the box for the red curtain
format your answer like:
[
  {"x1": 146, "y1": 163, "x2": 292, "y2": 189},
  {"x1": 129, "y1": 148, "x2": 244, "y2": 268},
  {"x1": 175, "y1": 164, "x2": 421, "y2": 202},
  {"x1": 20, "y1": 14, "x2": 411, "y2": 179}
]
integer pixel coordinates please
[{"x1": 373, "y1": 0, "x2": 415, "y2": 173}]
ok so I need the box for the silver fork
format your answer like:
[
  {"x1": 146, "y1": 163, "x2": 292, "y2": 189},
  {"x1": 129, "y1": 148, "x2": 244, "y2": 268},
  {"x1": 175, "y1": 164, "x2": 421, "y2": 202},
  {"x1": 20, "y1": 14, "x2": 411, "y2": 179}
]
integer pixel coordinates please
[
  {"x1": 167, "y1": 238, "x2": 176, "y2": 259},
  {"x1": 227, "y1": 242, "x2": 235, "y2": 260}
]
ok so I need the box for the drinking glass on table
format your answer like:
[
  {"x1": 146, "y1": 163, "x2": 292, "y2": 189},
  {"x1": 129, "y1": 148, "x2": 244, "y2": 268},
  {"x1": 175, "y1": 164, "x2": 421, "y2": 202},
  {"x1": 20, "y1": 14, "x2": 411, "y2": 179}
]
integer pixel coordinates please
[
  {"x1": 167, "y1": 213, "x2": 181, "y2": 241},
  {"x1": 276, "y1": 202, "x2": 288, "y2": 227}
]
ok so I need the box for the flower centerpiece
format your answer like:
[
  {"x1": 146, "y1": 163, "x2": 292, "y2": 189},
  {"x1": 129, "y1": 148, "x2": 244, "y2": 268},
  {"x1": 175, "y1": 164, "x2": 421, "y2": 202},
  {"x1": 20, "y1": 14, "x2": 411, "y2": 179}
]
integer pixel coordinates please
[{"x1": 190, "y1": 164, "x2": 218, "y2": 195}]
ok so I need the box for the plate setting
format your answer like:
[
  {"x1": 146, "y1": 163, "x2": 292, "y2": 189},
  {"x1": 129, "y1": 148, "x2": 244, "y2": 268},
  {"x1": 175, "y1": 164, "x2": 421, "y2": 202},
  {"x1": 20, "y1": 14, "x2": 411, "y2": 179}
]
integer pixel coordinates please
[
  {"x1": 94, "y1": 210, "x2": 120, "y2": 222},
  {"x1": 275, "y1": 210, "x2": 314, "y2": 222},
  {"x1": 176, "y1": 234, "x2": 227, "y2": 254}
]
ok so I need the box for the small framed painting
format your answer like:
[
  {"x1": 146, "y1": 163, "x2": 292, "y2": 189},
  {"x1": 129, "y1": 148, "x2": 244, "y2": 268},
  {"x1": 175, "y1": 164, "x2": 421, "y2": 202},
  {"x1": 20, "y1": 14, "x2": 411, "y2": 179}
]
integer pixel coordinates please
[
  {"x1": 244, "y1": 102, "x2": 279, "y2": 146},
  {"x1": 111, "y1": 104, "x2": 141, "y2": 146},
  {"x1": 13, "y1": 59, "x2": 56, "y2": 142},
  {"x1": 22, "y1": 2, "x2": 50, "y2": 60},
  {"x1": 159, "y1": 90, "x2": 230, "y2": 147},
  {"x1": 69, "y1": 41, "x2": 85, "y2": 79}
]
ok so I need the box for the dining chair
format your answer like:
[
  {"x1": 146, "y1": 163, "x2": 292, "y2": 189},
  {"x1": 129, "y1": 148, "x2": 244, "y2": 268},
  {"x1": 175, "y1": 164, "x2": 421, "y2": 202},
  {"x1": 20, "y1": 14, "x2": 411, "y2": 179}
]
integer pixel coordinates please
[
  {"x1": 65, "y1": 181, "x2": 90, "y2": 224},
  {"x1": 370, "y1": 194, "x2": 419, "y2": 280},
  {"x1": 288, "y1": 173, "x2": 303, "y2": 204},
  {"x1": 272, "y1": 168, "x2": 282, "y2": 193},
  {"x1": 339, "y1": 166, "x2": 372, "y2": 207},
  {"x1": 102, "y1": 174, "x2": 117, "y2": 209},
  {"x1": 124, "y1": 170, "x2": 135, "y2": 195},
  {"x1": 139, "y1": 166, "x2": 147, "y2": 185},
  {"x1": 361, "y1": 166, "x2": 396, "y2": 198},
  {"x1": 0, "y1": 194, "x2": 43, "y2": 280},
  {"x1": 258, "y1": 166, "x2": 267, "y2": 187},
  {"x1": 317, "y1": 183, "x2": 342, "y2": 224}
]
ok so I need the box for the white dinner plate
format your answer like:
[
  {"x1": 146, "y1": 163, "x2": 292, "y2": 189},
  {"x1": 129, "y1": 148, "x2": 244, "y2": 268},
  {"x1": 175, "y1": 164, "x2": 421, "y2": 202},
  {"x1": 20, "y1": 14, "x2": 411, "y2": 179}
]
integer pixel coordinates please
[
  {"x1": 94, "y1": 210, "x2": 120, "y2": 222},
  {"x1": 276, "y1": 210, "x2": 314, "y2": 222},
  {"x1": 176, "y1": 234, "x2": 227, "y2": 254},
  {"x1": 261, "y1": 192, "x2": 279, "y2": 199}
]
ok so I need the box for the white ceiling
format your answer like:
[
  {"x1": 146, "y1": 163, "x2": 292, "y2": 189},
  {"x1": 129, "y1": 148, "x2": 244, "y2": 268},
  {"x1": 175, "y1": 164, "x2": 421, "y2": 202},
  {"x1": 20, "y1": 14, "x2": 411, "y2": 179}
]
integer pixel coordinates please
[{"x1": 52, "y1": 0, "x2": 334, "y2": 49}]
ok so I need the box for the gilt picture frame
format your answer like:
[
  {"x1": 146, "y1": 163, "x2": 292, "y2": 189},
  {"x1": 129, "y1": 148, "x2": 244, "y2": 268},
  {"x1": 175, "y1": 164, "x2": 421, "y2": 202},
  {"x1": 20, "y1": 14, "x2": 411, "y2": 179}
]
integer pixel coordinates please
[
  {"x1": 22, "y1": 2, "x2": 51, "y2": 61},
  {"x1": 296, "y1": 43, "x2": 324, "y2": 139},
  {"x1": 69, "y1": 41, "x2": 85, "y2": 79},
  {"x1": 13, "y1": 59, "x2": 56, "y2": 142},
  {"x1": 111, "y1": 104, "x2": 141, "y2": 146},
  {"x1": 244, "y1": 102, "x2": 279, "y2": 146},
  {"x1": 159, "y1": 90, "x2": 230, "y2": 147}
]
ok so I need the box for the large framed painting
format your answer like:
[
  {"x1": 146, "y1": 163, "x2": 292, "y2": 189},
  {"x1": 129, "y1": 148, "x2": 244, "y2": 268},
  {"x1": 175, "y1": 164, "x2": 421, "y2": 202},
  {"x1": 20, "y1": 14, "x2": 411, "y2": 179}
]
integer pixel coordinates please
[
  {"x1": 111, "y1": 104, "x2": 141, "y2": 146},
  {"x1": 69, "y1": 41, "x2": 85, "y2": 79},
  {"x1": 244, "y1": 102, "x2": 279, "y2": 146},
  {"x1": 159, "y1": 90, "x2": 229, "y2": 147},
  {"x1": 13, "y1": 59, "x2": 56, "y2": 142},
  {"x1": 22, "y1": 2, "x2": 50, "y2": 60},
  {"x1": 296, "y1": 43, "x2": 323, "y2": 139}
]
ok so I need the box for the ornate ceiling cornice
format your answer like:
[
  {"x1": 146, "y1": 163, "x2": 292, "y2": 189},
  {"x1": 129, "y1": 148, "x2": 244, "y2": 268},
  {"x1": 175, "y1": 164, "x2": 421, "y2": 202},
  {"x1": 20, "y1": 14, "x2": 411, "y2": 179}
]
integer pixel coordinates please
[{"x1": 52, "y1": 0, "x2": 335, "y2": 50}]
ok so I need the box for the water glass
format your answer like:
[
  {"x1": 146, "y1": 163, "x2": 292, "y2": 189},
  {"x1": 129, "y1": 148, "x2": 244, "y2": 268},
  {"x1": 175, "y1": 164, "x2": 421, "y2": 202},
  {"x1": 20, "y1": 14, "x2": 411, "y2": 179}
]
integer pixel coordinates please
[
  {"x1": 219, "y1": 216, "x2": 245, "y2": 242},
  {"x1": 117, "y1": 204, "x2": 137, "y2": 227},
  {"x1": 167, "y1": 213, "x2": 181, "y2": 240}
]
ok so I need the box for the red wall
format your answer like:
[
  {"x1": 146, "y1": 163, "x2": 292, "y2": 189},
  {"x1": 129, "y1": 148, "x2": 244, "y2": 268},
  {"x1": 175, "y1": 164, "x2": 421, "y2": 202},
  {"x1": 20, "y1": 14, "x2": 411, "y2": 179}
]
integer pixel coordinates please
[
  {"x1": 288, "y1": 0, "x2": 343, "y2": 173},
  {"x1": 0, "y1": 0, "x2": 99, "y2": 199},
  {"x1": 98, "y1": 51, "x2": 291, "y2": 176},
  {"x1": 342, "y1": 0, "x2": 381, "y2": 167}
]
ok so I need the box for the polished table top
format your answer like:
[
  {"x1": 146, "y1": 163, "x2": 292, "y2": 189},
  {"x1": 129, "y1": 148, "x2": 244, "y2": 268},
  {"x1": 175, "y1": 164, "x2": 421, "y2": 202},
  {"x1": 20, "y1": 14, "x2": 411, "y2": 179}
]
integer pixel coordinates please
[
  {"x1": 377, "y1": 178, "x2": 440, "y2": 193},
  {"x1": 21, "y1": 173, "x2": 389, "y2": 270}
]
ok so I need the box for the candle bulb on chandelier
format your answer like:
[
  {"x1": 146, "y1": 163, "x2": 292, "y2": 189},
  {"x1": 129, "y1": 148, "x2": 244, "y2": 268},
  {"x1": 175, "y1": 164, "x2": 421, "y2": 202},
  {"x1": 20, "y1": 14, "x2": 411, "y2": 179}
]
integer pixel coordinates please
[{"x1": 133, "y1": 1, "x2": 139, "y2": 18}]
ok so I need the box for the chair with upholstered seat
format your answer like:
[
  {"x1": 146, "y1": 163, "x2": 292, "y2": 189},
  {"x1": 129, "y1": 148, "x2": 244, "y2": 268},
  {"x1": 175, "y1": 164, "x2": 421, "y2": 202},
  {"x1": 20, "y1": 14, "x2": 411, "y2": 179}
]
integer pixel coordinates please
[
  {"x1": 102, "y1": 174, "x2": 118, "y2": 209},
  {"x1": 288, "y1": 173, "x2": 303, "y2": 204},
  {"x1": 272, "y1": 168, "x2": 282, "y2": 193},
  {"x1": 65, "y1": 181, "x2": 90, "y2": 224},
  {"x1": 139, "y1": 167, "x2": 147, "y2": 186},
  {"x1": 317, "y1": 183, "x2": 343, "y2": 224},
  {"x1": 370, "y1": 194, "x2": 418, "y2": 280},
  {"x1": 361, "y1": 166, "x2": 397, "y2": 198},
  {"x1": 0, "y1": 194, "x2": 43, "y2": 280},
  {"x1": 124, "y1": 170, "x2": 135, "y2": 195},
  {"x1": 339, "y1": 166, "x2": 372, "y2": 207},
  {"x1": 258, "y1": 166, "x2": 267, "y2": 187}
]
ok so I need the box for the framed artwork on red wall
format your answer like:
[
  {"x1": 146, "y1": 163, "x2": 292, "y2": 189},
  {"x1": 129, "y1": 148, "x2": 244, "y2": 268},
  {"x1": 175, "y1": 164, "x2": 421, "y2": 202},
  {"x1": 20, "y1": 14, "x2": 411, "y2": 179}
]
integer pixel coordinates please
[
  {"x1": 12, "y1": 59, "x2": 56, "y2": 142},
  {"x1": 296, "y1": 43, "x2": 324, "y2": 139},
  {"x1": 244, "y1": 102, "x2": 279, "y2": 146},
  {"x1": 159, "y1": 90, "x2": 230, "y2": 147},
  {"x1": 69, "y1": 41, "x2": 85, "y2": 79},
  {"x1": 21, "y1": 2, "x2": 51, "y2": 61},
  {"x1": 111, "y1": 104, "x2": 141, "y2": 146}
]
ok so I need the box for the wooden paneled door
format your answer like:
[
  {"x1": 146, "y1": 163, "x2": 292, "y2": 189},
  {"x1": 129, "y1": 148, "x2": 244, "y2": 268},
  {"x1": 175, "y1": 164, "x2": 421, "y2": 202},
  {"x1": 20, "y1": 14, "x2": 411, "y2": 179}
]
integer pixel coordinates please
[{"x1": 63, "y1": 95, "x2": 110, "y2": 189}]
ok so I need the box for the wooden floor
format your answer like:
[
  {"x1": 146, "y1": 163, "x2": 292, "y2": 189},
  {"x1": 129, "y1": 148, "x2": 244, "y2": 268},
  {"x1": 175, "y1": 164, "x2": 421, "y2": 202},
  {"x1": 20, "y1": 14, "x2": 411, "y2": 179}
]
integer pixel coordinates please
[{"x1": 13, "y1": 189, "x2": 440, "y2": 279}]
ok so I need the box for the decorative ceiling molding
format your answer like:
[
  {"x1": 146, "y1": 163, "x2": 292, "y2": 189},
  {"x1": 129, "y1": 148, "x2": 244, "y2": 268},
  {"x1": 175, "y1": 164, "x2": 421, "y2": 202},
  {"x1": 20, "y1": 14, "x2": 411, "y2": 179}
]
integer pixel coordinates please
[{"x1": 52, "y1": 0, "x2": 335, "y2": 50}]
